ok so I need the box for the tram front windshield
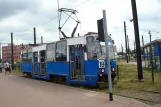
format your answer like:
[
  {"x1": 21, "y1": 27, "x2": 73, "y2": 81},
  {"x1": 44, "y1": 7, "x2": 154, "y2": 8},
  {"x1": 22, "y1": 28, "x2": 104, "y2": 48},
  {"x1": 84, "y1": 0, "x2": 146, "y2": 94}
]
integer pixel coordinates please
[
  {"x1": 100, "y1": 41, "x2": 116, "y2": 59},
  {"x1": 87, "y1": 36, "x2": 116, "y2": 60},
  {"x1": 92, "y1": 41, "x2": 116, "y2": 60}
]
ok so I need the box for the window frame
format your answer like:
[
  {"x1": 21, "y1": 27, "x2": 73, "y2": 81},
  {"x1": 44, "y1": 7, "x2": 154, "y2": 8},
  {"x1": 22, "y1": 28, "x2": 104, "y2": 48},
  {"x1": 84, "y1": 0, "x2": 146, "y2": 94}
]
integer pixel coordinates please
[
  {"x1": 86, "y1": 36, "x2": 103, "y2": 60},
  {"x1": 55, "y1": 40, "x2": 67, "y2": 61},
  {"x1": 27, "y1": 49, "x2": 32, "y2": 62},
  {"x1": 46, "y1": 42, "x2": 56, "y2": 62}
]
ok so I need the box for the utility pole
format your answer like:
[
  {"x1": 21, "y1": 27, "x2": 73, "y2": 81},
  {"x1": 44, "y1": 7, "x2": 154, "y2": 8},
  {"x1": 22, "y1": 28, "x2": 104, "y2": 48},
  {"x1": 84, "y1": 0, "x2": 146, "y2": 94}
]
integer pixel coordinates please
[
  {"x1": 103, "y1": 10, "x2": 113, "y2": 101},
  {"x1": 41, "y1": 36, "x2": 43, "y2": 44},
  {"x1": 149, "y1": 31, "x2": 151, "y2": 43},
  {"x1": 142, "y1": 35, "x2": 144, "y2": 47},
  {"x1": 131, "y1": 0, "x2": 143, "y2": 80},
  {"x1": 124, "y1": 21, "x2": 128, "y2": 63},
  {"x1": 33, "y1": 27, "x2": 36, "y2": 45},
  {"x1": 127, "y1": 35, "x2": 130, "y2": 61},
  {"x1": 121, "y1": 44, "x2": 123, "y2": 58},
  {"x1": 142, "y1": 35, "x2": 146, "y2": 67},
  {"x1": 149, "y1": 31, "x2": 154, "y2": 82},
  {"x1": 11, "y1": 32, "x2": 14, "y2": 70}
]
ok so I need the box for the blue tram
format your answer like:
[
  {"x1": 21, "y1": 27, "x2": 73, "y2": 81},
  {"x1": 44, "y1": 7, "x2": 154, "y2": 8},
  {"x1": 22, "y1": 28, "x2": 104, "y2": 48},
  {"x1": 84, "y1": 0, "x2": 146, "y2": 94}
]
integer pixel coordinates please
[{"x1": 21, "y1": 34, "x2": 117, "y2": 87}]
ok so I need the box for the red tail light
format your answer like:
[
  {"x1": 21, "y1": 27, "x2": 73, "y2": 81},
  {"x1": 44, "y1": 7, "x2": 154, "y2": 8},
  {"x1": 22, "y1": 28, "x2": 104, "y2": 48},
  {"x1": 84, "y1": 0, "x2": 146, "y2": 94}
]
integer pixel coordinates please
[
  {"x1": 114, "y1": 67, "x2": 116, "y2": 72},
  {"x1": 100, "y1": 69, "x2": 102, "y2": 73},
  {"x1": 99, "y1": 69, "x2": 104, "y2": 73}
]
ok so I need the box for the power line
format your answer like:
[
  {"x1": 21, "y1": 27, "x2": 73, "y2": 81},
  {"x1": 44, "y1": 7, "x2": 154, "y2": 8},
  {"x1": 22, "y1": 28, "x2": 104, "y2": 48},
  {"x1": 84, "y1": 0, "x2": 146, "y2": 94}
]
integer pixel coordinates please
[
  {"x1": 5, "y1": 0, "x2": 90, "y2": 42},
  {"x1": 37, "y1": 16, "x2": 58, "y2": 27},
  {"x1": 73, "y1": 0, "x2": 90, "y2": 9},
  {"x1": 37, "y1": 0, "x2": 90, "y2": 27},
  {"x1": 57, "y1": 0, "x2": 61, "y2": 39}
]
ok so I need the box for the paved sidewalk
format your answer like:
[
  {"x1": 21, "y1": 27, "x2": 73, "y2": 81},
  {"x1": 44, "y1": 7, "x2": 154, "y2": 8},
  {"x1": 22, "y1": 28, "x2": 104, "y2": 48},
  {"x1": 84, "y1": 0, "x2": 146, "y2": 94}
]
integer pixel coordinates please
[{"x1": 0, "y1": 73, "x2": 153, "y2": 107}]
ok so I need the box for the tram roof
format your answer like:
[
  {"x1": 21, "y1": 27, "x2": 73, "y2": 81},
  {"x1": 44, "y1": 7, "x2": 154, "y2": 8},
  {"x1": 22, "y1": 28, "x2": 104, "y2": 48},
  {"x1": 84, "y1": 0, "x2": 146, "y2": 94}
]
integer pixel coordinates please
[
  {"x1": 67, "y1": 36, "x2": 86, "y2": 45},
  {"x1": 46, "y1": 34, "x2": 98, "y2": 46},
  {"x1": 32, "y1": 44, "x2": 47, "y2": 52},
  {"x1": 143, "y1": 39, "x2": 161, "y2": 48}
]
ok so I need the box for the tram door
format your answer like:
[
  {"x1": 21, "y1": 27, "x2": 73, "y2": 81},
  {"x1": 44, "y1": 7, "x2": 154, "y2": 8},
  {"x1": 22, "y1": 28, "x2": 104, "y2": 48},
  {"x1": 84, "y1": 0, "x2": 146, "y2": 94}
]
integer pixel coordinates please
[
  {"x1": 69, "y1": 44, "x2": 85, "y2": 80},
  {"x1": 40, "y1": 50, "x2": 46, "y2": 75},
  {"x1": 33, "y1": 52, "x2": 38, "y2": 75}
]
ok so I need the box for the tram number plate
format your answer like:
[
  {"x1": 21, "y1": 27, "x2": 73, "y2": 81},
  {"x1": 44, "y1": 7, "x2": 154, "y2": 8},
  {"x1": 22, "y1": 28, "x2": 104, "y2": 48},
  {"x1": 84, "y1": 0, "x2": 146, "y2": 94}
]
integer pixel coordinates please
[{"x1": 99, "y1": 60, "x2": 105, "y2": 68}]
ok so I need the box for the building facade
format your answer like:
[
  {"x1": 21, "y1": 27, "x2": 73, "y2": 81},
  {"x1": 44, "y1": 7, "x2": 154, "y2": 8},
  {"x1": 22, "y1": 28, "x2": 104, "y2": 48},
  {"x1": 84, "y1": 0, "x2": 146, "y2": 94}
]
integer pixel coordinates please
[
  {"x1": 143, "y1": 39, "x2": 161, "y2": 71},
  {"x1": 2, "y1": 44, "x2": 36, "y2": 63}
]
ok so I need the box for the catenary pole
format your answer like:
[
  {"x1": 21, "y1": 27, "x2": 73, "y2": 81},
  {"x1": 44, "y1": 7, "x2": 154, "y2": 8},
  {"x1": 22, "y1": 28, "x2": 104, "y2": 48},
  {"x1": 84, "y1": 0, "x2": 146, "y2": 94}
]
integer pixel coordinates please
[{"x1": 102, "y1": 10, "x2": 113, "y2": 101}]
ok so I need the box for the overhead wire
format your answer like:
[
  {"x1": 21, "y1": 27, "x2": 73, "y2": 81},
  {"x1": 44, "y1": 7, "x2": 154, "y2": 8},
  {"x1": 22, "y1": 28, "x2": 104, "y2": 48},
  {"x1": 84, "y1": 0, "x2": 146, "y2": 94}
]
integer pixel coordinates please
[
  {"x1": 72, "y1": 0, "x2": 90, "y2": 9},
  {"x1": 39, "y1": 0, "x2": 90, "y2": 36},
  {"x1": 1, "y1": 0, "x2": 90, "y2": 45},
  {"x1": 37, "y1": 16, "x2": 58, "y2": 27},
  {"x1": 36, "y1": 0, "x2": 90, "y2": 28},
  {"x1": 19, "y1": 0, "x2": 90, "y2": 39}
]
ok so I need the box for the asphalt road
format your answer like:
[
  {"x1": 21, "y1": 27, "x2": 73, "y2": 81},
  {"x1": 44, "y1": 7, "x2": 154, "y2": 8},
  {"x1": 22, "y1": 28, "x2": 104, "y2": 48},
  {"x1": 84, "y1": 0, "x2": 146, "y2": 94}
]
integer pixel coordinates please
[{"x1": 0, "y1": 73, "x2": 151, "y2": 107}]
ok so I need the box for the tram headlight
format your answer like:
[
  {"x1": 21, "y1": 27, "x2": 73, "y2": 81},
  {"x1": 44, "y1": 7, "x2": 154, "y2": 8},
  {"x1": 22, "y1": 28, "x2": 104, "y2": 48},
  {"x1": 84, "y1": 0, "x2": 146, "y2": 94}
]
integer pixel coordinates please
[
  {"x1": 102, "y1": 69, "x2": 104, "y2": 73},
  {"x1": 112, "y1": 68, "x2": 115, "y2": 72}
]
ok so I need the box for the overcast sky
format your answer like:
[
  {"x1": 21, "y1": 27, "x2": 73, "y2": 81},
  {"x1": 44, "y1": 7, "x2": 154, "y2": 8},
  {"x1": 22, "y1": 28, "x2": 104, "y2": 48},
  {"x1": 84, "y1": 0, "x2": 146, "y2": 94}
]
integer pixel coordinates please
[{"x1": 0, "y1": 0, "x2": 161, "y2": 52}]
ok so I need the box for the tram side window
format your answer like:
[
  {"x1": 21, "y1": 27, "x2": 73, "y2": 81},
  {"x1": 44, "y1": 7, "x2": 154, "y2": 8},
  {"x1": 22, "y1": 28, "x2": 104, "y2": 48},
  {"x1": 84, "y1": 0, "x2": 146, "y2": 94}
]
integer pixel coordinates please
[
  {"x1": 47, "y1": 43, "x2": 55, "y2": 62},
  {"x1": 56, "y1": 41, "x2": 67, "y2": 61},
  {"x1": 28, "y1": 49, "x2": 32, "y2": 62},
  {"x1": 22, "y1": 53, "x2": 27, "y2": 62}
]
